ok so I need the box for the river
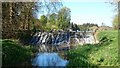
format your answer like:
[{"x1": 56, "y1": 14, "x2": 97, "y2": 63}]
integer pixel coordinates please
[{"x1": 32, "y1": 52, "x2": 68, "y2": 67}]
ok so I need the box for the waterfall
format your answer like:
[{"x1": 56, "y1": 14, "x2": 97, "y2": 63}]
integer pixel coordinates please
[
  {"x1": 30, "y1": 30, "x2": 98, "y2": 67},
  {"x1": 30, "y1": 30, "x2": 97, "y2": 52}
]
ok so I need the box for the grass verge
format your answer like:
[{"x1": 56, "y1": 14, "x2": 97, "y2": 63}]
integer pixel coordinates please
[{"x1": 66, "y1": 30, "x2": 119, "y2": 67}]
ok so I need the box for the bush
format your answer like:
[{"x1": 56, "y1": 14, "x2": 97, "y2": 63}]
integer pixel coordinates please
[
  {"x1": 19, "y1": 31, "x2": 32, "y2": 45},
  {"x1": 2, "y1": 39, "x2": 32, "y2": 66}
]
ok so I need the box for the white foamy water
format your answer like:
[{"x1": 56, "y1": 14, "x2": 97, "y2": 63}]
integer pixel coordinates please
[{"x1": 83, "y1": 34, "x2": 95, "y2": 44}]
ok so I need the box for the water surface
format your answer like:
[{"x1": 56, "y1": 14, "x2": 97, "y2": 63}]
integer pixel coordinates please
[{"x1": 32, "y1": 52, "x2": 68, "y2": 66}]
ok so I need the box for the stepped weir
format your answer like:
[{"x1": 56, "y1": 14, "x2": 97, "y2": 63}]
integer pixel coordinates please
[
  {"x1": 30, "y1": 30, "x2": 98, "y2": 67},
  {"x1": 30, "y1": 30, "x2": 97, "y2": 52}
]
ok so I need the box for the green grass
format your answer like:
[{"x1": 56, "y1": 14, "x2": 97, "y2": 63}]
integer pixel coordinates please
[
  {"x1": 1, "y1": 39, "x2": 33, "y2": 66},
  {"x1": 66, "y1": 30, "x2": 119, "y2": 67}
]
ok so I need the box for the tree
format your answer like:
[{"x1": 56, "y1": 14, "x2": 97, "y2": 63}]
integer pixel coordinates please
[
  {"x1": 112, "y1": 14, "x2": 119, "y2": 29},
  {"x1": 101, "y1": 22, "x2": 105, "y2": 27},
  {"x1": 70, "y1": 22, "x2": 74, "y2": 30},
  {"x1": 78, "y1": 23, "x2": 98, "y2": 31},
  {"x1": 48, "y1": 13, "x2": 57, "y2": 25},
  {"x1": 45, "y1": 13, "x2": 58, "y2": 30},
  {"x1": 57, "y1": 7, "x2": 71, "y2": 30},
  {"x1": 74, "y1": 24, "x2": 80, "y2": 31},
  {"x1": 2, "y1": 2, "x2": 37, "y2": 38},
  {"x1": 2, "y1": 1, "x2": 62, "y2": 38},
  {"x1": 39, "y1": 15, "x2": 47, "y2": 29},
  {"x1": 107, "y1": 0, "x2": 120, "y2": 29}
]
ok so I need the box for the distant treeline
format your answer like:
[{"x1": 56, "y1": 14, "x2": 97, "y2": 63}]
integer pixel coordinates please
[{"x1": 78, "y1": 23, "x2": 98, "y2": 31}]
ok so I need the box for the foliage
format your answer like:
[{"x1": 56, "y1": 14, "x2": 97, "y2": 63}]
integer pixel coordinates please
[
  {"x1": 2, "y1": 39, "x2": 32, "y2": 66},
  {"x1": 2, "y1": 1, "x2": 62, "y2": 39},
  {"x1": 70, "y1": 23, "x2": 80, "y2": 31},
  {"x1": 78, "y1": 23, "x2": 98, "y2": 31},
  {"x1": 66, "y1": 30, "x2": 118, "y2": 67},
  {"x1": 40, "y1": 7, "x2": 71, "y2": 31},
  {"x1": 48, "y1": 13, "x2": 57, "y2": 25},
  {"x1": 112, "y1": 14, "x2": 119, "y2": 29},
  {"x1": 39, "y1": 15, "x2": 48, "y2": 29},
  {"x1": 46, "y1": 13, "x2": 58, "y2": 30},
  {"x1": 19, "y1": 30, "x2": 33, "y2": 45},
  {"x1": 57, "y1": 7, "x2": 71, "y2": 30},
  {"x1": 2, "y1": 2, "x2": 35, "y2": 39},
  {"x1": 108, "y1": 1, "x2": 119, "y2": 30}
]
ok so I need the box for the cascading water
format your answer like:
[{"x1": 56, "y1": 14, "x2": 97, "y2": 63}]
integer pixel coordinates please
[
  {"x1": 30, "y1": 31, "x2": 71, "y2": 67},
  {"x1": 30, "y1": 30, "x2": 97, "y2": 67}
]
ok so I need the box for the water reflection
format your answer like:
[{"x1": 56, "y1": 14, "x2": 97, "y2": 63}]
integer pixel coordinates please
[
  {"x1": 32, "y1": 53, "x2": 68, "y2": 66},
  {"x1": 30, "y1": 30, "x2": 97, "y2": 67}
]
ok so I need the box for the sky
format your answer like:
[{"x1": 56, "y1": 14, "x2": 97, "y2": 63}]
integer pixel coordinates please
[
  {"x1": 62, "y1": 1, "x2": 116, "y2": 26},
  {"x1": 33, "y1": 0, "x2": 116, "y2": 27}
]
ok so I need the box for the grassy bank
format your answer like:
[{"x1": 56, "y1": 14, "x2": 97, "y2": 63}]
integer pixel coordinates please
[
  {"x1": 66, "y1": 30, "x2": 119, "y2": 67},
  {"x1": 1, "y1": 39, "x2": 33, "y2": 67}
]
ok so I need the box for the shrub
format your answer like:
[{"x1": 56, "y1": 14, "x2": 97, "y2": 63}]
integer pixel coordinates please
[{"x1": 2, "y1": 39, "x2": 32, "y2": 66}]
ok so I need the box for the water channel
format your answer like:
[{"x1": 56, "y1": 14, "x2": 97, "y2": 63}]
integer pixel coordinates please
[{"x1": 30, "y1": 30, "x2": 97, "y2": 67}]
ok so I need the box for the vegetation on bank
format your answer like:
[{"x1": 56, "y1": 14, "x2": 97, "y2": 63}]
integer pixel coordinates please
[
  {"x1": 1, "y1": 39, "x2": 33, "y2": 66},
  {"x1": 1, "y1": 1, "x2": 119, "y2": 67},
  {"x1": 66, "y1": 30, "x2": 119, "y2": 67}
]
